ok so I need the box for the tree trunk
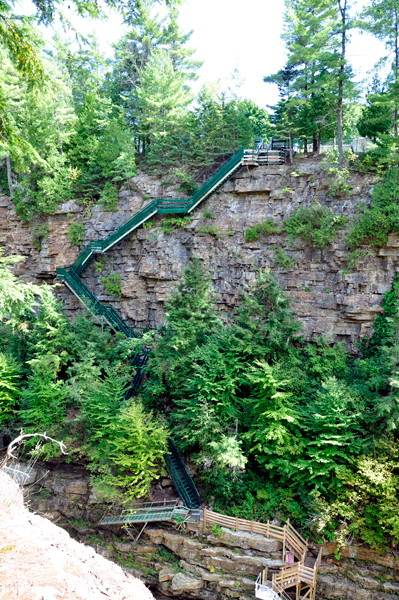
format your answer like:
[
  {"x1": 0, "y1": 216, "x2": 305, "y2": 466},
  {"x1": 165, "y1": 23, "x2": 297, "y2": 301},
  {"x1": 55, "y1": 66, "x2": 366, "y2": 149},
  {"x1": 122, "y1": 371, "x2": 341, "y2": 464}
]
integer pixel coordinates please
[
  {"x1": 337, "y1": 0, "x2": 347, "y2": 167},
  {"x1": 313, "y1": 137, "x2": 319, "y2": 153},
  {"x1": 304, "y1": 137, "x2": 308, "y2": 153},
  {"x1": 6, "y1": 156, "x2": 14, "y2": 198}
]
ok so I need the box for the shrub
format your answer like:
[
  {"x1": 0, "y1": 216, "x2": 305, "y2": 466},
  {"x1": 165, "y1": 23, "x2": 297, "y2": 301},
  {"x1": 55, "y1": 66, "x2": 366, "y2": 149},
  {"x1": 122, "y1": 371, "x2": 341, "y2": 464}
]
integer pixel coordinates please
[
  {"x1": 198, "y1": 225, "x2": 219, "y2": 237},
  {"x1": 244, "y1": 219, "x2": 279, "y2": 242},
  {"x1": 90, "y1": 398, "x2": 169, "y2": 500},
  {"x1": 68, "y1": 222, "x2": 85, "y2": 246},
  {"x1": 99, "y1": 181, "x2": 119, "y2": 211},
  {"x1": 345, "y1": 167, "x2": 399, "y2": 248},
  {"x1": 0, "y1": 354, "x2": 19, "y2": 425},
  {"x1": 315, "y1": 441, "x2": 399, "y2": 550},
  {"x1": 274, "y1": 247, "x2": 295, "y2": 269},
  {"x1": 19, "y1": 354, "x2": 67, "y2": 456},
  {"x1": 31, "y1": 223, "x2": 50, "y2": 250},
  {"x1": 203, "y1": 210, "x2": 214, "y2": 219},
  {"x1": 101, "y1": 273, "x2": 122, "y2": 297},
  {"x1": 284, "y1": 204, "x2": 347, "y2": 248},
  {"x1": 162, "y1": 216, "x2": 191, "y2": 234}
]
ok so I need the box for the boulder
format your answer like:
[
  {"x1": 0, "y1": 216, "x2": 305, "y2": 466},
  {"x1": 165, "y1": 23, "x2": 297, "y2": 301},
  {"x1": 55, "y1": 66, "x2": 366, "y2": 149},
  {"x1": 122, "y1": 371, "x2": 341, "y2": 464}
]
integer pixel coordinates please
[{"x1": 171, "y1": 572, "x2": 203, "y2": 593}]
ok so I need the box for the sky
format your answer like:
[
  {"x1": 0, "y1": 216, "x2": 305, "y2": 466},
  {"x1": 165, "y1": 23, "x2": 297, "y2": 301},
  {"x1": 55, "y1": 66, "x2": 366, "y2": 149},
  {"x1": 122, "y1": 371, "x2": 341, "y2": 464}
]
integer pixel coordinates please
[{"x1": 21, "y1": 0, "x2": 388, "y2": 109}]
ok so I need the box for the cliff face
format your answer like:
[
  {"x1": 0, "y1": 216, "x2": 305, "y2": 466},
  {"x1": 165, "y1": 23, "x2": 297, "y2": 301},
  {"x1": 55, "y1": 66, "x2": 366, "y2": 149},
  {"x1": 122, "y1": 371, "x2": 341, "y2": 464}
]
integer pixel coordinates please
[{"x1": 0, "y1": 155, "x2": 396, "y2": 350}]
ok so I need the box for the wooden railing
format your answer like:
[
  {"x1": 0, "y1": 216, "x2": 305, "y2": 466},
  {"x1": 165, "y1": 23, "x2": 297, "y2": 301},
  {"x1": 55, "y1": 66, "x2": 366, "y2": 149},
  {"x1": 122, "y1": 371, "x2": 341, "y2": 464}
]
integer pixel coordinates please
[
  {"x1": 202, "y1": 508, "x2": 307, "y2": 562},
  {"x1": 203, "y1": 509, "x2": 323, "y2": 600},
  {"x1": 271, "y1": 548, "x2": 322, "y2": 600}
]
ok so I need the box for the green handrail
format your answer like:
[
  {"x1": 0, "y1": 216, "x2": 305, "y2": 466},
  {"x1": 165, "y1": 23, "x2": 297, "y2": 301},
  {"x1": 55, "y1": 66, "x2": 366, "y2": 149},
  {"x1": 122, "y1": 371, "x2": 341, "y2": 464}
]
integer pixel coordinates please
[
  {"x1": 56, "y1": 267, "x2": 138, "y2": 338},
  {"x1": 165, "y1": 438, "x2": 200, "y2": 509}
]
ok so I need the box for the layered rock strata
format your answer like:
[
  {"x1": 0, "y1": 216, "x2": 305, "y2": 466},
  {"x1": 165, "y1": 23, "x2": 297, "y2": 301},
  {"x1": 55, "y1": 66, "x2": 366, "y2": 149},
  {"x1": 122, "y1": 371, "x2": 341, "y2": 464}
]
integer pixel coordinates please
[{"x1": 0, "y1": 156, "x2": 395, "y2": 351}]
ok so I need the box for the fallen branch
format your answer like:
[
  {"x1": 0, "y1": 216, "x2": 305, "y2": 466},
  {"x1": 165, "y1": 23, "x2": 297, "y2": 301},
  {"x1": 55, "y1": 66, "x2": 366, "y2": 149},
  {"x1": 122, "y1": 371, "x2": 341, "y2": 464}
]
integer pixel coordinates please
[{"x1": 1, "y1": 432, "x2": 67, "y2": 468}]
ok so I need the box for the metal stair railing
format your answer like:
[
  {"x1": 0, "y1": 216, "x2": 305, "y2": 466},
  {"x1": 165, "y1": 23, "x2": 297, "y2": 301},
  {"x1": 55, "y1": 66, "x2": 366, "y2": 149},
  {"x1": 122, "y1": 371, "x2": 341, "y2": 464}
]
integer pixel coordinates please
[
  {"x1": 100, "y1": 501, "x2": 190, "y2": 526},
  {"x1": 272, "y1": 581, "x2": 292, "y2": 600},
  {"x1": 186, "y1": 146, "x2": 245, "y2": 212},
  {"x1": 56, "y1": 267, "x2": 138, "y2": 338},
  {"x1": 100, "y1": 199, "x2": 159, "y2": 252},
  {"x1": 165, "y1": 438, "x2": 200, "y2": 509},
  {"x1": 124, "y1": 349, "x2": 149, "y2": 400},
  {"x1": 255, "y1": 573, "x2": 281, "y2": 600},
  {"x1": 71, "y1": 241, "x2": 103, "y2": 274},
  {"x1": 57, "y1": 267, "x2": 100, "y2": 308}
]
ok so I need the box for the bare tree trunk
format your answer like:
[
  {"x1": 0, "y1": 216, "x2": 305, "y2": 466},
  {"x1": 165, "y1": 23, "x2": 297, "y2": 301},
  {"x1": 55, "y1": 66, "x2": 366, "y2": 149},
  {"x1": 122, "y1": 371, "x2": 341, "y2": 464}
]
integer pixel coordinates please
[
  {"x1": 337, "y1": 0, "x2": 347, "y2": 167},
  {"x1": 6, "y1": 156, "x2": 14, "y2": 198},
  {"x1": 313, "y1": 137, "x2": 319, "y2": 153}
]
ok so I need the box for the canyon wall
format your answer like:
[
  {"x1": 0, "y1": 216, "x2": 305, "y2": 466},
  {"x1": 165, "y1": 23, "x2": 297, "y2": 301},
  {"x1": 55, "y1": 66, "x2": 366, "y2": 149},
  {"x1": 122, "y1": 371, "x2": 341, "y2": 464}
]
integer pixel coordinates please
[{"x1": 0, "y1": 155, "x2": 396, "y2": 350}]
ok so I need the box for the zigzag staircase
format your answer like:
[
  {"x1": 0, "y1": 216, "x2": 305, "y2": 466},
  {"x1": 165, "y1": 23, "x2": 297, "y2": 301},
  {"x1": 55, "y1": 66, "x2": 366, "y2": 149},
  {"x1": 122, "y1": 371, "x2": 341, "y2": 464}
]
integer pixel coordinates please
[
  {"x1": 56, "y1": 140, "x2": 287, "y2": 514},
  {"x1": 56, "y1": 142, "x2": 285, "y2": 339}
]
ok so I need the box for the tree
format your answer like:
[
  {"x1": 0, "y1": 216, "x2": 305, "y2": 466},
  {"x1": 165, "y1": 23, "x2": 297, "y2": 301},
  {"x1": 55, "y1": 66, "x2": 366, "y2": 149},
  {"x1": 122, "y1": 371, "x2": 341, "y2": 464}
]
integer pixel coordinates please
[
  {"x1": 136, "y1": 48, "x2": 193, "y2": 158},
  {"x1": 0, "y1": 353, "x2": 19, "y2": 426},
  {"x1": 0, "y1": 2, "x2": 45, "y2": 161},
  {"x1": 361, "y1": 0, "x2": 399, "y2": 136},
  {"x1": 357, "y1": 92, "x2": 393, "y2": 142},
  {"x1": 0, "y1": 249, "x2": 43, "y2": 323},
  {"x1": 109, "y1": 0, "x2": 200, "y2": 151},
  {"x1": 265, "y1": 0, "x2": 357, "y2": 161}
]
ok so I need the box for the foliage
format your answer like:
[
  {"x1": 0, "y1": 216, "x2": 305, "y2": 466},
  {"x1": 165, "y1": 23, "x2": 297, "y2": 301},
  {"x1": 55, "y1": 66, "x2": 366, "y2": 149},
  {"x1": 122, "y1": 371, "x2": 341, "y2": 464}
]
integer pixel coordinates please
[
  {"x1": 284, "y1": 204, "x2": 348, "y2": 248},
  {"x1": 162, "y1": 216, "x2": 191, "y2": 234},
  {"x1": 101, "y1": 273, "x2": 122, "y2": 297},
  {"x1": 198, "y1": 225, "x2": 219, "y2": 238},
  {"x1": 0, "y1": 248, "x2": 44, "y2": 322},
  {"x1": 322, "y1": 152, "x2": 354, "y2": 196},
  {"x1": 273, "y1": 247, "x2": 295, "y2": 269},
  {"x1": 99, "y1": 182, "x2": 119, "y2": 211},
  {"x1": 244, "y1": 219, "x2": 279, "y2": 243},
  {"x1": 346, "y1": 166, "x2": 399, "y2": 248},
  {"x1": 0, "y1": 353, "x2": 19, "y2": 425},
  {"x1": 19, "y1": 354, "x2": 67, "y2": 455},
  {"x1": 68, "y1": 222, "x2": 85, "y2": 246},
  {"x1": 316, "y1": 441, "x2": 399, "y2": 549},
  {"x1": 76, "y1": 364, "x2": 168, "y2": 499}
]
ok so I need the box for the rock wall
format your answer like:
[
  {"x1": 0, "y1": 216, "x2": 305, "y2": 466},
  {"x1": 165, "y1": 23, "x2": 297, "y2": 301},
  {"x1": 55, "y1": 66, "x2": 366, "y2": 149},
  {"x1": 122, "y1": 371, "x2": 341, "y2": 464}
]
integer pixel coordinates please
[
  {"x1": 9, "y1": 461, "x2": 399, "y2": 600},
  {"x1": 1, "y1": 155, "x2": 396, "y2": 350},
  {"x1": 0, "y1": 470, "x2": 154, "y2": 600}
]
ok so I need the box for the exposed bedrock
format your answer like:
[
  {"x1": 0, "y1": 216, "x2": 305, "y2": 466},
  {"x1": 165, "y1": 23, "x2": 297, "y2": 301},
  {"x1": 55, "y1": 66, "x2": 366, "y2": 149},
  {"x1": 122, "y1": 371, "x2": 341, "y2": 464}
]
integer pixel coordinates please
[{"x1": 0, "y1": 155, "x2": 396, "y2": 350}]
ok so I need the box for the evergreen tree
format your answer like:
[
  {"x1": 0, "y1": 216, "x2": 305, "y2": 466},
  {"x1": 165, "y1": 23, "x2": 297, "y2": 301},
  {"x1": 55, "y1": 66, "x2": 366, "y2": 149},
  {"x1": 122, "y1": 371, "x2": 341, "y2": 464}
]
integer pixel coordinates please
[
  {"x1": 361, "y1": 0, "x2": 399, "y2": 135},
  {"x1": 136, "y1": 48, "x2": 193, "y2": 161},
  {"x1": 265, "y1": 0, "x2": 357, "y2": 160}
]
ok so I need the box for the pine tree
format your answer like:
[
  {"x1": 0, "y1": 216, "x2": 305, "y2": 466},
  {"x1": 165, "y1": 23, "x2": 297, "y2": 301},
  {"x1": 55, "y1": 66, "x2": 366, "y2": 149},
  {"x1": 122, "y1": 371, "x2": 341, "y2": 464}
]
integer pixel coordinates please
[
  {"x1": 361, "y1": 0, "x2": 399, "y2": 135},
  {"x1": 265, "y1": 0, "x2": 357, "y2": 160},
  {"x1": 136, "y1": 48, "x2": 193, "y2": 162}
]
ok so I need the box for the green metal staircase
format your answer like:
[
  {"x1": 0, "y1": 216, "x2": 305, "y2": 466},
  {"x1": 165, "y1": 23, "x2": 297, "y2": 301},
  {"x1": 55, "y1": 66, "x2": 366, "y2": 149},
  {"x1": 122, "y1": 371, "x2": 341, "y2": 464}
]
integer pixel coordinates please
[
  {"x1": 57, "y1": 143, "x2": 286, "y2": 290},
  {"x1": 164, "y1": 438, "x2": 200, "y2": 510},
  {"x1": 56, "y1": 140, "x2": 287, "y2": 518}
]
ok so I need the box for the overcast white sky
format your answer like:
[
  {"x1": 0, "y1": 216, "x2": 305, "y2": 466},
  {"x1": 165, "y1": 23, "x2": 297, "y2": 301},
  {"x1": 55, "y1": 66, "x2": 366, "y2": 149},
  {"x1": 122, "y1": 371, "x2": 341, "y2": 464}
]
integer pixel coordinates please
[{"x1": 21, "y1": 0, "x2": 388, "y2": 108}]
